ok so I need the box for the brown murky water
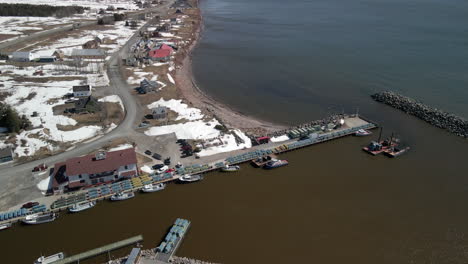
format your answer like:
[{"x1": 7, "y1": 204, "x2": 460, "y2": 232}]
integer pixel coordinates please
[{"x1": 1, "y1": 104, "x2": 468, "y2": 264}]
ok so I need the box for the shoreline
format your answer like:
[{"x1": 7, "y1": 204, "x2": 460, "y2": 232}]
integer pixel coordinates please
[{"x1": 174, "y1": 0, "x2": 287, "y2": 136}]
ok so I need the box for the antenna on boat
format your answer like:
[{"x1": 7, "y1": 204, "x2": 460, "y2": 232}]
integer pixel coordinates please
[{"x1": 378, "y1": 127, "x2": 383, "y2": 142}]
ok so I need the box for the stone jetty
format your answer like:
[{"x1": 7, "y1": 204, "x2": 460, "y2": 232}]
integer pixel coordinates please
[{"x1": 371, "y1": 91, "x2": 468, "y2": 138}]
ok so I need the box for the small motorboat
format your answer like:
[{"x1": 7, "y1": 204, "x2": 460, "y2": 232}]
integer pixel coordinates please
[
  {"x1": 110, "y1": 192, "x2": 135, "y2": 201},
  {"x1": 0, "y1": 222, "x2": 12, "y2": 231},
  {"x1": 220, "y1": 165, "x2": 240, "y2": 172},
  {"x1": 34, "y1": 252, "x2": 65, "y2": 264},
  {"x1": 384, "y1": 146, "x2": 410, "y2": 158},
  {"x1": 141, "y1": 183, "x2": 166, "y2": 193},
  {"x1": 178, "y1": 174, "x2": 203, "y2": 183},
  {"x1": 355, "y1": 129, "x2": 372, "y2": 136},
  {"x1": 68, "y1": 201, "x2": 96, "y2": 213},
  {"x1": 22, "y1": 213, "x2": 57, "y2": 225},
  {"x1": 264, "y1": 159, "x2": 288, "y2": 169}
]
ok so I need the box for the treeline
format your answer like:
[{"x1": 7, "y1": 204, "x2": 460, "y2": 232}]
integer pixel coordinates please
[
  {"x1": 0, "y1": 4, "x2": 85, "y2": 17},
  {"x1": 0, "y1": 102, "x2": 31, "y2": 133}
]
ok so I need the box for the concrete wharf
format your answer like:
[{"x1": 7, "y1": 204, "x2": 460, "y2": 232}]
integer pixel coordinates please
[
  {"x1": 0, "y1": 115, "x2": 376, "y2": 227},
  {"x1": 52, "y1": 235, "x2": 143, "y2": 264}
]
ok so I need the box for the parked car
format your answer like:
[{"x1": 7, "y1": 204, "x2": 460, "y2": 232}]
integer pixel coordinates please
[
  {"x1": 152, "y1": 153, "x2": 162, "y2": 160},
  {"x1": 165, "y1": 168, "x2": 175, "y2": 173},
  {"x1": 157, "y1": 165, "x2": 169, "y2": 174},
  {"x1": 144, "y1": 150, "x2": 152, "y2": 155},
  {"x1": 152, "y1": 164, "x2": 165, "y2": 170},
  {"x1": 32, "y1": 163, "x2": 48, "y2": 172},
  {"x1": 21, "y1": 202, "x2": 39, "y2": 209},
  {"x1": 164, "y1": 157, "x2": 171, "y2": 165}
]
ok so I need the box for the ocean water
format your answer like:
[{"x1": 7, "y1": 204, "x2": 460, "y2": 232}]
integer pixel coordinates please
[{"x1": 193, "y1": 0, "x2": 468, "y2": 124}]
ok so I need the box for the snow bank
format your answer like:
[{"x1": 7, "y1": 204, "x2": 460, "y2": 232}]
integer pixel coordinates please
[
  {"x1": 167, "y1": 73, "x2": 175, "y2": 84},
  {"x1": 141, "y1": 165, "x2": 155, "y2": 174},
  {"x1": 145, "y1": 119, "x2": 221, "y2": 139},
  {"x1": 198, "y1": 129, "x2": 252, "y2": 157},
  {"x1": 147, "y1": 98, "x2": 203, "y2": 121},
  {"x1": 270, "y1": 135, "x2": 290, "y2": 143},
  {"x1": 98, "y1": 95, "x2": 124, "y2": 110},
  {"x1": 109, "y1": 144, "x2": 133, "y2": 152},
  {"x1": 36, "y1": 176, "x2": 51, "y2": 195}
]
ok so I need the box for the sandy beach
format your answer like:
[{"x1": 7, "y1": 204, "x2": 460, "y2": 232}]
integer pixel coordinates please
[{"x1": 174, "y1": 1, "x2": 286, "y2": 136}]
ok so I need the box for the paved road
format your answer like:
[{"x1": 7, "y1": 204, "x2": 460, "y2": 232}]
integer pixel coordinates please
[{"x1": 0, "y1": 1, "x2": 175, "y2": 210}]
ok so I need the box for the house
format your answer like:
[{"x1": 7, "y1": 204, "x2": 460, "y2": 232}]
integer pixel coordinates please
[
  {"x1": 11, "y1": 51, "x2": 33, "y2": 62},
  {"x1": 51, "y1": 148, "x2": 139, "y2": 193},
  {"x1": 82, "y1": 39, "x2": 100, "y2": 49},
  {"x1": 139, "y1": 78, "x2": 160, "y2": 93},
  {"x1": 125, "y1": 56, "x2": 140, "y2": 67},
  {"x1": 52, "y1": 50, "x2": 65, "y2": 61},
  {"x1": 152, "y1": 106, "x2": 168, "y2": 119},
  {"x1": 73, "y1": 85, "x2": 92, "y2": 97},
  {"x1": 71, "y1": 49, "x2": 106, "y2": 60},
  {"x1": 0, "y1": 147, "x2": 13, "y2": 163}
]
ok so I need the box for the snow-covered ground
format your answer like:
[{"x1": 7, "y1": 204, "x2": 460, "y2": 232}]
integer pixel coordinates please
[
  {"x1": 27, "y1": 21, "x2": 140, "y2": 58},
  {"x1": 0, "y1": 65, "x2": 111, "y2": 157},
  {"x1": 98, "y1": 95, "x2": 124, "y2": 111},
  {"x1": 147, "y1": 98, "x2": 203, "y2": 121},
  {"x1": 0, "y1": 0, "x2": 141, "y2": 10},
  {"x1": 145, "y1": 119, "x2": 221, "y2": 140},
  {"x1": 109, "y1": 143, "x2": 133, "y2": 152},
  {"x1": 198, "y1": 130, "x2": 252, "y2": 157}
]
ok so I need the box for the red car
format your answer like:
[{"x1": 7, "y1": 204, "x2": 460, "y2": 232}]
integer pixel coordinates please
[
  {"x1": 165, "y1": 168, "x2": 175, "y2": 173},
  {"x1": 32, "y1": 163, "x2": 48, "y2": 172},
  {"x1": 21, "y1": 202, "x2": 39, "y2": 209}
]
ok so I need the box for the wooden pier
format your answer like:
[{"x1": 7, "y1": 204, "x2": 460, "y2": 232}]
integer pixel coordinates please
[
  {"x1": 52, "y1": 235, "x2": 143, "y2": 264},
  {"x1": 155, "y1": 220, "x2": 191, "y2": 263}
]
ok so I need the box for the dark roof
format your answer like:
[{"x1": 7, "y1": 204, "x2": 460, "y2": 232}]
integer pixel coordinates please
[
  {"x1": 51, "y1": 161, "x2": 68, "y2": 188},
  {"x1": 66, "y1": 148, "x2": 137, "y2": 176},
  {"x1": 0, "y1": 147, "x2": 13, "y2": 158},
  {"x1": 152, "y1": 106, "x2": 167, "y2": 114},
  {"x1": 73, "y1": 85, "x2": 91, "y2": 92}
]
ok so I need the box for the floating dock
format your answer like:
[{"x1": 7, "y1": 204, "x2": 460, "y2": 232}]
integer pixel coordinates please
[
  {"x1": 52, "y1": 235, "x2": 143, "y2": 264},
  {"x1": 155, "y1": 218, "x2": 191, "y2": 263}
]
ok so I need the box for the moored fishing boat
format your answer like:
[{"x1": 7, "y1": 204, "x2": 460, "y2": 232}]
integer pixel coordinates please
[
  {"x1": 178, "y1": 174, "x2": 203, "y2": 183},
  {"x1": 0, "y1": 222, "x2": 12, "y2": 231},
  {"x1": 34, "y1": 252, "x2": 65, "y2": 264},
  {"x1": 220, "y1": 165, "x2": 240, "y2": 172},
  {"x1": 110, "y1": 192, "x2": 135, "y2": 201},
  {"x1": 264, "y1": 159, "x2": 288, "y2": 169},
  {"x1": 68, "y1": 201, "x2": 96, "y2": 213},
  {"x1": 141, "y1": 183, "x2": 166, "y2": 193},
  {"x1": 384, "y1": 146, "x2": 410, "y2": 158},
  {"x1": 22, "y1": 213, "x2": 57, "y2": 225},
  {"x1": 355, "y1": 129, "x2": 372, "y2": 136}
]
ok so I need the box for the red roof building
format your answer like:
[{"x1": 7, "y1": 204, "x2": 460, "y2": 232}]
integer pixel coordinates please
[
  {"x1": 51, "y1": 148, "x2": 138, "y2": 194},
  {"x1": 149, "y1": 44, "x2": 173, "y2": 62}
]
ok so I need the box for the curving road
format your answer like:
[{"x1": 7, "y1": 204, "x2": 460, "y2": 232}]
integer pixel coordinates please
[{"x1": 0, "y1": 1, "x2": 175, "y2": 210}]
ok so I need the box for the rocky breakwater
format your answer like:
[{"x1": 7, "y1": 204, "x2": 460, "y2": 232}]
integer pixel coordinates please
[{"x1": 371, "y1": 91, "x2": 468, "y2": 138}]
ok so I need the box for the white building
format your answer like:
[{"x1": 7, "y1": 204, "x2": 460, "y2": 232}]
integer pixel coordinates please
[
  {"x1": 72, "y1": 85, "x2": 92, "y2": 97},
  {"x1": 11, "y1": 51, "x2": 33, "y2": 62}
]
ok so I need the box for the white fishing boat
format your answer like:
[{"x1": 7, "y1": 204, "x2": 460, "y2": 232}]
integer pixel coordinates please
[
  {"x1": 0, "y1": 222, "x2": 12, "y2": 231},
  {"x1": 110, "y1": 192, "x2": 135, "y2": 201},
  {"x1": 141, "y1": 183, "x2": 166, "y2": 193},
  {"x1": 220, "y1": 165, "x2": 240, "y2": 172},
  {"x1": 68, "y1": 201, "x2": 96, "y2": 213},
  {"x1": 22, "y1": 213, "x2": 57, "y2": 225},
  {"x1": 34, "y1": 252, "x2": 65, "y2": 264},
  {"x1": 355, "y1": 129, "x2": 372, "y2": 136},
  {"x1": 177, "y1": 174, "x2": 203, "y2": 183}
]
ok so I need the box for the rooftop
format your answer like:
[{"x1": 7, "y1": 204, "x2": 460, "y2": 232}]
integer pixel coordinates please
[
  {"x1": 65, "y1": 148, "x2": 137, "y2": 176},
  {"x1": 71, "y1": 49, "x2": 105, "y2": 57}
]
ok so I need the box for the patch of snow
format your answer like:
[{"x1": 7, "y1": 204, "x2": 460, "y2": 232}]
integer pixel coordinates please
[
  {"x1": 141, "y1": 165, "x2": 155, "y2": 174},
  {"x1": 147, "y1": 98, "x2": 203, "y2": 121},
  {"x1": 145, "y1": 119, "x2": 221, "y2": 140},
  {"x1": 98, "y1": 95, "x2": 124, "y2": 110},
  {"x1": 270, "y1": 135, "x2": 290, "y2": 143},
  {"x1": 198, "y1": 130, "x2": 252, "y2": 157},
  {"x1": 167, "y1": 73, "x2": 175, "y2": 84},
  {"x1": 36, "y1": 176, "x2": 51, "y2": 195},
  {"x1": 109, "y1": 144, "x2": 133, "y2": 152}
]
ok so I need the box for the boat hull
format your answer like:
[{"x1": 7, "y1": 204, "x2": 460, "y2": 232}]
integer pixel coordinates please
[
  {"x1": 178, "y1": 175, "x2": 203, "y2": 183},
  {"x1": 22, "y1": 214, "x2": 57, "y2": 225},
  {"x1": 69, "y1": 201, "x2": 96, "y2": 213},
  {"x1": 141, "y1": 183, "x2": 166, "y2": 193},
  {"x1": 110, "y1": 193, "x2": 135, "y2": 201},
  {"x1": 0, "y1": 223, "x2": 12, "y2": 231},
  {"x1": 221, "y1": 166, "x2": 240, "y2": 172}
]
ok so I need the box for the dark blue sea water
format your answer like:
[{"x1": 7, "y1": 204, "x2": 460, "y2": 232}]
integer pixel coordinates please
[{"x1": 193, "y1": 0, "x2": 468, "y2": 124}]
